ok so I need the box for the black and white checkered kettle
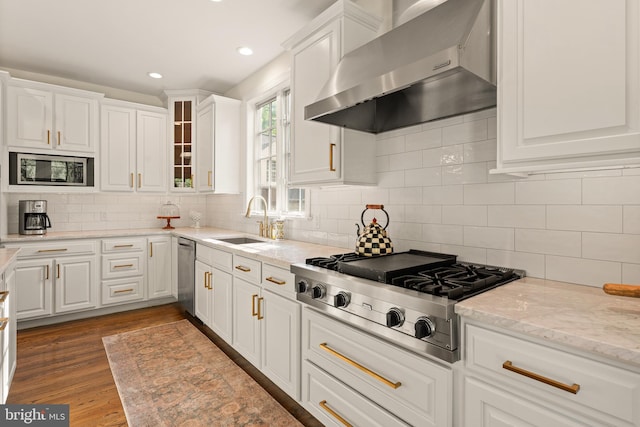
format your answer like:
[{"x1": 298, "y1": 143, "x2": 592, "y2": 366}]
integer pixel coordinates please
[{"x1": 355, "y1": 204, "x2": 394, "y2": 257}]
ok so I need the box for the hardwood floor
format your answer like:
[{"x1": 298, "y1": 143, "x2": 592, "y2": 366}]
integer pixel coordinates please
[{"x1": 7, "y1": 303, "x2": 322, "y2": 427}]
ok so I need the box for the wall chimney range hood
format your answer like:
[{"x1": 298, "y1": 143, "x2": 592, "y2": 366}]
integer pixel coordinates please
[{"x1": 304, "y1": 0, "x2": 496, "y2": 134}]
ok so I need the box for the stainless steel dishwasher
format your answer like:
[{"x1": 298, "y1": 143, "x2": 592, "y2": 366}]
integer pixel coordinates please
[{"x1": 177, "y1": 237, "x2": 196, "y2": 315}]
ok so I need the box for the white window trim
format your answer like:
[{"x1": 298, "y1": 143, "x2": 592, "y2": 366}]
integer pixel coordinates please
[{"x1": 245, "y1": 78, "x2": 309, "y2": 219}]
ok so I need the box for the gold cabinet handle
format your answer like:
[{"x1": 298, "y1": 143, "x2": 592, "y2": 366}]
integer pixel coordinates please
[
  {"x1": 319, "y1": 400, "x2": 351, "y2": 427},
  {"x1": 0, "y1": 318, "x2": 8, "y2": 331},
  {"x1": 113, "y1": 288, "x2": 134, "y2": 294},
  {"x1": 329, "y1": 143, "x2": 336, "y2": 171},
  {"x1": 266, "y1": 276, "x2": 286, "y2": 285},
  {"x1": 502, "y1": 361, "x2": 580, "y2": 394},
  {"x1": 320, "y1": 343, "x2": 401, "y2": 389},
  {"x1": 257, "y1": 297, "x2": 264, "y2": 320},
  {"x1": 204, "y1": 272, "x2": 211, "y2": 289},
  {"x1": 130, "y1": 173, "x2": 134, "y2": 188},
  {"x1": 150, "y1": 242, "x2": 153, "y2": 257},
  {"x1": 37, "y1": 248, "x2": 68, "y2": 253},
  {"x1": 57, "y1": 264, "x2": 60, "y2": 279},
  {"x1": 251, "y1": 294, "x2": 259, "y2": 316},
  {"x1": 47, "y1": 130, "x2": 51, "y2": 145},
  {"x1": 113, "y1": 264, "x2": 134, "y2": 269},
  {"x1": 57, "y1": 130, "x2": 61, "y2": 145},
  {"x1": 138, "y1": 173, "x2": 142, "y2": 188},
  {"x1": 207, "y1": 271, "x2": 212, "y2": 290},
  {"x1": 235, "y1": 265, "x2": 251, "y2": 272},
  {"x1": 114, "y1": 244, "x2": 134, "y2": 249},
  {"x1": 45, "y1": 265, "x2": 49, "y2": 280},
  {"x1": 208, "y1": 171, "x2": 212, "y2": 187},
  {"x1": 0, "y1": 291, "x2": 8, "y2": 304}
]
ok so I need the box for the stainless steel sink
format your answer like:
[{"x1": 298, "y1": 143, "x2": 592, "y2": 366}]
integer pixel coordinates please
[{"x1": 216, "y1": 237, "x2": 265, "y2": 245}]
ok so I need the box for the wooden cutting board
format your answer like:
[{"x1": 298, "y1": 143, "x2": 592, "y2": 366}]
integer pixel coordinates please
[{"x1": 603, "y1": 283, "x2": 640, "y2": 298}]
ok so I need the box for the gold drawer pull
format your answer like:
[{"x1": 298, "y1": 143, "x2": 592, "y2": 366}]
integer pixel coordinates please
[
  {"x1": 47, "y1": 130, "x2": 51, "y2": 145},
  {"x1": 320, "y1": 343, "x2": 401, "y2": 389},
  {"x1": 37, "y1": 248, "x2": 68, "y2": 253},
  {"x1": 0, "y1": 291, "x2": 8, "y2": 303},
  {"x1": 114, "y1": 244, "x2": 134, "y2": 248},
  {"x1": 251, "y1": 294, "x2": 259, "y2": 316},
  {"x1": 319, "y1": 400, "x2": 351, "y2": 427},
  {"x1": 266, "y1": 276, "x2": 286, "y2": 285},
  {"x1": 113, "y1": 288, "x2": 134, "y2": 294},
  {"x1": 329, "y1": 143, "x2": 336, "y2": 171},
  {"x1": 235, "y1": 265, "x2": 251, "y2": 272},
  {"x1": 503, "y1": 361, "x2": 580, "y2": 394},
  {"x1": 57, "y1": 130, "x2": 61, "y2": 145},
  {"x1": 114, "y1": 264, "x2": 134, "y2": 269},
  {"x1": 0, "y1": 317, "x2": 8, "y2": 331}
]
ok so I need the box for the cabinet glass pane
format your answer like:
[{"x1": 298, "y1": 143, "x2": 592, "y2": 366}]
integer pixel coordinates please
[{"x1": 172, "y1": 100, "x2": 193, "y2": 188}]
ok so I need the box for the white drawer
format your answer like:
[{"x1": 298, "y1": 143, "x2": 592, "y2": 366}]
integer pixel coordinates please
[
  {"x1": 102, "y1": 238, "x2": 146, "y2": 253},
  {"x1": 302, "y1": 361, "x2": 409, "y2": 427},
  {"x1": 196, "y1": 244, "x2": 233, "y2": 271},
  {"x1": 465, "y1": 323, "x2": 640, "y2": 425},
  {"x1": 232, "y1": 254, "x2": 261, "y2": 284},
  {"x1": 101, "y1": 277, "x2": 144, "y2": 305},
  {"x1": 101, "y1": 253, "x2": 144, "y2": 279},
  {"x1": 303, "y1": 308, "x2": 451, "y2": 427},
  {"x1": 13, "y1": 240, "x2": 97, "y2": 258},
  {"x1": 262, "y1": 263, "x2": 295, "y2": 295}
]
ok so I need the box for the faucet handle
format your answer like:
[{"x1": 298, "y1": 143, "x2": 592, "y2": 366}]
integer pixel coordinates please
[{"x1": 257, "y1": 220, "x2": 264, "y2": 237}]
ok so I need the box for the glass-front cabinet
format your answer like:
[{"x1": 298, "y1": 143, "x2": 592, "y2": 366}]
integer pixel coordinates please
[{"x1": 172, "y1": 99, "x2": 194, "y2": 190}]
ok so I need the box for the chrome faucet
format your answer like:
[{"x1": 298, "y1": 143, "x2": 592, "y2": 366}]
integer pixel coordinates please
[{"x1": 245, "y1": 195, "x2": 270, "y2": 238}]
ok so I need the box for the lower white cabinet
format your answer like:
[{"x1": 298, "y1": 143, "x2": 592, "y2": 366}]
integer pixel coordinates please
[
  {"x1": 100, "y1": 237, "x2": 146, "y2": 306},
  {"x1": 147, "y1": 236, "x2": 172, "y2": 299},
  {"x1": 462, "y1": 322, "x2": 640, "y2": 427},
  {"x1": 195, "y1": 258, "x2": 233, "y2": 343},
  {"x1": 1, "y1": 264, "x2": 16, "y2": 404},
  {"x1": 10, "y1": 241, "x2": 98, "y2": 320}
]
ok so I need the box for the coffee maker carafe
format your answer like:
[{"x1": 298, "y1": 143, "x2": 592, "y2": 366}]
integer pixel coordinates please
[{"x1": 19, "y1": 200, "x2": 52, "y2": 235}]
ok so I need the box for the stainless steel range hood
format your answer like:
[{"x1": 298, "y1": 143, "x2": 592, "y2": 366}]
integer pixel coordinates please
[{"x1": 305, "y1": 0, "x2": 496, "y2": 134}]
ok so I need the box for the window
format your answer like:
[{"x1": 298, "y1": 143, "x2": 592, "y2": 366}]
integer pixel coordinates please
[{"x1": 250, "y1": 86, "x2": 306, "y2": 217}]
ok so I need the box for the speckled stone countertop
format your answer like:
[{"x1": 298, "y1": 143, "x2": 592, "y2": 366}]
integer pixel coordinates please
[
  {"x1": 1, "y1": 227, "x2": 348, "y2": 270},
  {"x1": 456, "y1": 277, "x2": 640, "y2": 370},
  {"x1": 0, "y1": 248, "x2": 20, "y2": 274}
]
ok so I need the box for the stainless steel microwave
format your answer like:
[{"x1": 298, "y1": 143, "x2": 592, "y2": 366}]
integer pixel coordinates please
[{"x1": 9, "y1": 152, "x2": 94, "y2": 186}]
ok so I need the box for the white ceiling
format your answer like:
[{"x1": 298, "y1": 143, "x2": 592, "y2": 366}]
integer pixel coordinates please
[{"x1": 0, "y1": 0, "x2": 337, "y2": 97}]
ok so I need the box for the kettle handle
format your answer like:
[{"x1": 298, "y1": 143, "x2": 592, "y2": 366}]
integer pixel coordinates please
[{"x1": 361, "y1": 205, "x2": 390, "y2": 230}]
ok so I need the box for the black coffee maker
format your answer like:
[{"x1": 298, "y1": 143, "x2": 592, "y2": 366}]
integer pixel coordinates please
[{"x1": 19, "y1": 200, "x2": 52, "y2": 235}]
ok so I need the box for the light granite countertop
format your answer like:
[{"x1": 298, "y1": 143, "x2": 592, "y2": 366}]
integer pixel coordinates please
[
  {"x1": 455, "y1": 277, "x2": 640, "y2": 370},
  {"x1": 1, "y1": 226, "x2": 348, "y2": 269},
  {"x1": 0, "y1": 248, "x2": 20, "y2": 274}
]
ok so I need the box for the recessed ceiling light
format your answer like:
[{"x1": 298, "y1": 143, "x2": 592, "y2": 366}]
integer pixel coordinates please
[
  {"x1": 148, "y1": 72, "x2": 163, "y2": 79},
  {"x1": 237, "y1": 46, "x2": 253, "y2": 56}
]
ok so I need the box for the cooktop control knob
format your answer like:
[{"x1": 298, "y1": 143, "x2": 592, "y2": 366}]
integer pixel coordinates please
[
  {"x1": 311, "y1": 284, "x2": 326, "y2": 299},
  {"x1": 297, "y1": 280, "x2": 309, "y2": 293},
  {"x1": 386, "y1": 308, "x2": 405, "y2": 328},
  {"x1": 333, "y1": 291, "x2": 351, "y2": 308},
  {"x1": 415, "y1": 316, "x2": 436, "y2": 339}
]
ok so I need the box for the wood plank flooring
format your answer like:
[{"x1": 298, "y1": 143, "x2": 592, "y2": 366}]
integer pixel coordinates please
[{"x1": 7, "y1": 303, "x2": 321, "y2": 427}]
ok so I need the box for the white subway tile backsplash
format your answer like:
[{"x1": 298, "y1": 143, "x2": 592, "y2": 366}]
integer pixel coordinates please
[
  {"x1": 623, "y1": 263, "x2": 640, "y2": 283},
  {"x1": 442, "y1": 205, "x2": 487, "y2": 226},
  {"x1": 405, "y1": 128, "x2": 442, "y2": 152},
  {"x1": 377, "y1": 171, "x2": 405, "y2": 188},
  {"x1": 423, "y1": 185, "x2": 463, "y2": 205},
  {"x1": 582, "y1": 233, "x2": 640, "y2": 264},
  {"x1": 583, "y1": 176, "x2": 640, "y2": 204},
  {"x1": 463, "y1": 139, "x2": 497, "y2": 163},
  {"x1": 389, "y1": 187, "x2": 423, "y2": 204},
  {"x1": 488, "y1": 205, "x2": 545, "y2": 229},
  {"x1": 376, "y1": 135, "x2": 405, "y2": 156},
  {"x1": 547, "y1": 205, "x2": 623, "y2": 233},
  {"x1": 442, "y1": 119, "x2": 488, "y2": 146},
  {"x1": 464, "y1": 183, "x2": 515, "y2": 205},
  {"x1": 442, "y1": 163, "x2": 488, "y2": 185},
  {"x1": 515, "y1": 229, "x2": 581, "y2": 257},
  {"x1": 546, "y1": 255, "x2": 621, "y2": 287},
  {"x1": 486, "y1": 250, "x2": 545, "y2": 278},
  {"x1": 441, "y1": 244, "x2": 487, "y2": 264},
  {"x1": 516, "y1": 179, "x2": 582, "y2": 205},
  {"x1": 464, "y1": 226, "x2": 514, "y2": 250},
  {"x1": 487, "y1": 116, "x2": 497, "y2": 139},
  {"x1": 390, "y1": 152, "x2": 423, "y2": 170},
  {"x1": 624, "y1": 206, "x2": 640, "y2": 234},
  {"x1": 422, "y1": 145, "x2": 463, "y2": 167},
  {"x1": 405, "y1": 205, "x2": 442, "y2": 224},
  {"x1": 376, "y1": 155, "x2": 390, "y2": 172},
  {"x1": 421, "y1": 115, "x2": 464, "y2": 131},
  {"x1": 423, "y1": 224, "x2": 464, "y2": 245},
  {"x1": 405, "y1": 167, "x2": 441, "y2": 187}
]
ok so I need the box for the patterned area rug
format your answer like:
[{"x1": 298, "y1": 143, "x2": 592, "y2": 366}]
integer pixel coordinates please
[{"x1": 103, "y1": 320, "x2": 302, "y2": 427}]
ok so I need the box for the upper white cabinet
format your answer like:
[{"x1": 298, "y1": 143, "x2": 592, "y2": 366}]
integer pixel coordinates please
[
  {"x1": 196, "y1": 94, "x2": 241, "y2": 194},
  {"x1": 284, "y1": 0, "x2": 380, "y2": 186},
  {"x1": 6, "y1": 79, "x2": 101, "y2": 154},
  {"x1": 495, "y1": 0, "x2": 640, "y2": 174},
  {"x1": 100, "y1": 99, "x2": 167, "y2": 192}
]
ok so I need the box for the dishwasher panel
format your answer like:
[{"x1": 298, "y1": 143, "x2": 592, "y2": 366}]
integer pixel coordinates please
[{"x1": 177, "y1": 237, "x2": 196, "y2": 315}]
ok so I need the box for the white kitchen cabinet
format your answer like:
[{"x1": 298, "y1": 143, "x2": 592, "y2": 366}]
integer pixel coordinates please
[
  {"x1": 100, "y1": 100, "x2": 167, "y2": 192},
  {"x1": 195, "y1": 244, "x2": 233, "y2": 343},
  {"x1": 6, "y1": 80, "x2": 101, "y2": 153},
  {"x1": 7, "y1": 240, "x2": 98, "y2": 320},
  {"x1": 100, "y1": 237, "x2": 146, "y2": 306},
  {"x1": 284, "y1": 0, "x2": 380, "y2": 186},
  {"x1": 232, "y1": 277, "x2": 262, "y2": 367},
  {"x1": 210, "y1": 267, "x2": 233, "y2": 343},
  {"x1": 195, "y1": 259, "x2": 213, "y2": 326},
  {"x1": 196, "y1": 94, "x2": 241, "y2": 194},
  {"x1": 462, "y1": 322, "x2": 640, "y2": 427},
  {"x1": 495, "y1": 0, "x2": 640, "y2": 174},
  {"x1": 147, "y1": 236, "x2": 172, "y2": 299},
  {"x1": 2, "y1": 266, "x2": 16, "y2": 404}
]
